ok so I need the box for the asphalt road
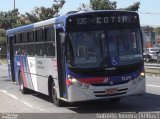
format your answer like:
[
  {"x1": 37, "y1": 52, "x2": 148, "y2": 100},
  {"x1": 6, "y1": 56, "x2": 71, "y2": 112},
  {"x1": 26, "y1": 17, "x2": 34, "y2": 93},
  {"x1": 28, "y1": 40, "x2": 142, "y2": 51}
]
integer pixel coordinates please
[{"x1": 0, "y1": 64, "x2": 160, "y2": 119}]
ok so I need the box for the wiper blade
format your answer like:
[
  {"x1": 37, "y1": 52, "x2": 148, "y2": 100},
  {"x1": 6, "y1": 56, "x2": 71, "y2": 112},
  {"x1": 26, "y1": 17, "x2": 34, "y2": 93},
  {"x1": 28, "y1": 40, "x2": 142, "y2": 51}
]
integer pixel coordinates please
[
  {"x1": 99, "y1": 55, "x2": 109, "y2": 67},
  {"x1": 105, "y1": 67, "x2": 116, "y2": 71}
]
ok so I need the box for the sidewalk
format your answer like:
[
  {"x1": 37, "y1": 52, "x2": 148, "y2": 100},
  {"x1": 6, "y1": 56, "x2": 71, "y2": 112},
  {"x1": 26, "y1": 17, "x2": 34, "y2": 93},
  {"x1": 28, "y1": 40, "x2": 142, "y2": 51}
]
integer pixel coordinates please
[{"x1": 0, "y1": 63, "x2": 8, "y2": 70}]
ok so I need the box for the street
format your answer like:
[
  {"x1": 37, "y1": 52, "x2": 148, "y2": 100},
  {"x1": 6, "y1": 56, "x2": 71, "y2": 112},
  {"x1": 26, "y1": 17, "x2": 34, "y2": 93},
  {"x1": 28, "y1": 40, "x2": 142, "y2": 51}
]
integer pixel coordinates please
[{"x1": 0, "y1": 64, "x2": 160, "y2": 118}]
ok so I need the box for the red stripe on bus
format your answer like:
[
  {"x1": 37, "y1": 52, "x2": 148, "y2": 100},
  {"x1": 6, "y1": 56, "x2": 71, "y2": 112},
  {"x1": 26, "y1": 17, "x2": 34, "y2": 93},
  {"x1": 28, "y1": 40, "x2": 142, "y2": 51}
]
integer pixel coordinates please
[
  {"x1": 80, "y1": 77, "x2": 105, "y2": 84},
  {"x1": 66, "y1": 79, "x2": 71, "y2": 87},
  {"x1": 20, "y1": 61, "x2": 28, "y2": 87}
]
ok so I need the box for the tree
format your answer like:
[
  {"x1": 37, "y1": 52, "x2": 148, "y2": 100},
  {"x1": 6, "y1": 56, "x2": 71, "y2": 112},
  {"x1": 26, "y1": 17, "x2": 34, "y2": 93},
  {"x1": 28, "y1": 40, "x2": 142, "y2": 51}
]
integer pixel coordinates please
[
  {"x1": 142, "y1": 26, "x2": 154, "y2": 32},
  {"x1": 0, "y1": 0, "x2": 66, "y2": 28},
  {"x1": 25, "y1": 0, "x2": 65, "y2": 23},
  {"x1": 0, "y1": 9, "x2": 20, "y2": 29},
  {"x1": 78, "y1": 3, "x2": 92, "y2": 11},
  {"x1": 16, "y1": 14, "x2": 27, "y2": 27},
  {"x1": 0, "y1": 29, "x2": 6, "y2": 48},
  {"x1": 78, "y1": 0, "x2": 140, "y2": 11},
  {"x1": 52, "y1": 0, "x2": 65, "y2": 15},
  {"x1": 0, "y1": 29, "x2": 6, "y2": 37},
  {"x1": 90, "y1": 0, "x2": 117, "y2": 10},
  {"x1": 121, "y1": 2, "x2": 140, "y2": 11},
  {"x1": 154, "y1": 27, "x2": 160, "y2": 33}
]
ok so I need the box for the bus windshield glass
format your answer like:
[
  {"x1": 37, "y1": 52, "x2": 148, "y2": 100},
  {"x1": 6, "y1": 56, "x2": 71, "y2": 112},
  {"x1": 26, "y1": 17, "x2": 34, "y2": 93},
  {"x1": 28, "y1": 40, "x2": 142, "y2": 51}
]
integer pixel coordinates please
[{"x1": 67, "y1": 28, "x2": 143, "y2": 68}]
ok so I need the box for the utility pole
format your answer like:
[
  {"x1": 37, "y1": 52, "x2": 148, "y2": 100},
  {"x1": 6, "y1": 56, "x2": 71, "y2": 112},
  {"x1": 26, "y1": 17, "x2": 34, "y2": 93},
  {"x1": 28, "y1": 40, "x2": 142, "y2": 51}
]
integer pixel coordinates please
[
  {"x1": 0, "y1": 48, "x2": 1, "y2": 65},
  {"x1": 14, "y1": 0, "x2": 15, "y2": 9},
  {"x1": 12, "y1": 0, "x2": 16, "y2": 28}
]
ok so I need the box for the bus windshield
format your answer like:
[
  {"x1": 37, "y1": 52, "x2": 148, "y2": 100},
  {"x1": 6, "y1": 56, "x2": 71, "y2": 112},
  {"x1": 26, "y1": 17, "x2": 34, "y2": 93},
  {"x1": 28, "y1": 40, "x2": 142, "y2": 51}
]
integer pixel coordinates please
[{"x1": 67, "y1": 28, "x2": 143, "y2": 68}]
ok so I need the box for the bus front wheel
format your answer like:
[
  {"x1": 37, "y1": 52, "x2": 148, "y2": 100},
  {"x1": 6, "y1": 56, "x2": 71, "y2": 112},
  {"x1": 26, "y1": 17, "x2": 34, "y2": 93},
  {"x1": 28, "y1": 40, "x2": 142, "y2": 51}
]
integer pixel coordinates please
[
  {"x1": 19, "y1": 72, "x2": 28, "y2": 94},
  {"x1": 51, "y1": 82, "x2": 63, "y2": 107}
]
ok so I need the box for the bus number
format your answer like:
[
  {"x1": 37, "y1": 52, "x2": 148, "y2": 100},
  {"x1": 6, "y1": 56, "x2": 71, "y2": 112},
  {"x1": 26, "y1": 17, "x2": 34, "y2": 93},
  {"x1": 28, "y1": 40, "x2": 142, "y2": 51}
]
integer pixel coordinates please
[
  {"x1": 122, "y1": 76, "x2": 131, "y2": 81},
  {"x1": 77, "y1": 18, "x2": 87, "y2": 25}
]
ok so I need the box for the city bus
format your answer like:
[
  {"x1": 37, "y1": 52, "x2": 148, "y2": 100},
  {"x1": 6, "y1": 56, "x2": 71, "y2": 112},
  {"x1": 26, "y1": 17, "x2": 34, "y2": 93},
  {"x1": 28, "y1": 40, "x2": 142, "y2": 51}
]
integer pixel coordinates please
[{"x1": 6, "y1": 10, "x2": 145, "y2": 106}]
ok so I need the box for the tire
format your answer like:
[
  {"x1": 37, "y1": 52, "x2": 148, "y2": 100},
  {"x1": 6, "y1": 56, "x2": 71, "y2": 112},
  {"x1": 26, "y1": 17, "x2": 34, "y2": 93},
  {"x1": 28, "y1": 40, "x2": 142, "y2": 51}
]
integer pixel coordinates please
[
  {"x1": 19, "y1": 72, "x2": 28, "y2": 94},
  {"x1": 109, "y1": 97, "x2": 121, "y2": 103},
  {"x1": 51, "y1": 81, "x2": 63, "y2": 107}
]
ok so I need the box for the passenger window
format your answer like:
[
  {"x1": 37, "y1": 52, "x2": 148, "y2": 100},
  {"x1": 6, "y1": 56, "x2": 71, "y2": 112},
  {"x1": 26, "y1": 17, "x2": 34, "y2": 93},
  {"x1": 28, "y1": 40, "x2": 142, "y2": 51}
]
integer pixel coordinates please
[
  {"x1": 22, "y1": 33, "x2": 28, "y2": 43},
  {"x1": 14, "y1": 45, "x2": 21, "y2": 55},
  {"x1": 21, "y1": 45, "x2": 27, "y2": 55},
  {"x1": 35, "y1": 43, "x2": 44, "y2": 56},
  {"x1": 15, "y1": 33, "x2": 21, "y2": 44},
  {"x1": 28, "y1": 31, "x2": 34, "y2": 42},
  {"x1": 44, "y1": 26, "x2": 55, "y2": 42},
  {"x1": 44, "y1": 43, "x2": 55, "y2": 57},
  {"x1": 36, "y1": 29, "x2": 43, "y2": 42},
  {"x1": 27, "y1": 44, "x2": 35, "y2": 56}
]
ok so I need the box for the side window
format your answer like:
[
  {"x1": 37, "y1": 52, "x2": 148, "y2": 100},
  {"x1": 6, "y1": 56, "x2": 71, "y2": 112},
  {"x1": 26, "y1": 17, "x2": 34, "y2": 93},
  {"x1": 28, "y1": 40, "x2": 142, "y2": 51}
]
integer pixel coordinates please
[
  {"x1": 14, "y1": 35, "x2": 16, "y2": 44},
  {"x1": 44, "y1": 43, "x2": 55, "y2": 57},
  {"x1": 44, "y1": 26, "x2": 55, "y2": 42},
  {"x1": 14, "y1": 44, "x2": 21, "y2": 55},
  {"x1": 22, "y1": 32, "x2": 28, "y2": 43},
  {"x1": 35, "y1": 43, "x2": 44, "y2": 56},
  {"x1": 27, "y1": 44, "x2": 35, "y2": 56},
  {"x1": 28, "y1": 31, "x2": 34, "y2": 42},
  {"x1": 36, "y1": 29, "x2": 43, "y2": 42},
  {"x1": 15, "y1": 33, "x2": 21, "y2": 44},
  {"x1": 21, "y1": 45, "x2": 27, "y2": 55}
]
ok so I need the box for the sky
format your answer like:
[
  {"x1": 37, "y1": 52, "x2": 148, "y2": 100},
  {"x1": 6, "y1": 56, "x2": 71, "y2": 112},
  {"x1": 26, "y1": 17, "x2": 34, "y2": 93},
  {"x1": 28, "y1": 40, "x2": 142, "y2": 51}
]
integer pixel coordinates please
[{"x1": 0, "y1": 0, "x2": 160, "y2": 26}]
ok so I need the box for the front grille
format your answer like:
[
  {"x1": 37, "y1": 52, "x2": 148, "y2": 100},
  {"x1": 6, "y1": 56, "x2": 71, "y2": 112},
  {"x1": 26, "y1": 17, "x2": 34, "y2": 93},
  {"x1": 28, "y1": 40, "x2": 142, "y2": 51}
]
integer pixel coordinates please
[{"x1": 94, "y1": 88, "x2": 128, "y2": 97}]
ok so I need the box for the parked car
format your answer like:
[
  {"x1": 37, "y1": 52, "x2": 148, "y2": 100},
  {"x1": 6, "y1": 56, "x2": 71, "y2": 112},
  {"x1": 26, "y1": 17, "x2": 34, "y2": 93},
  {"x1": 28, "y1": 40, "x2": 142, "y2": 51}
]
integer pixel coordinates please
[{"x1": 143, "y1": 48, "x2": 160, "y2": 63}]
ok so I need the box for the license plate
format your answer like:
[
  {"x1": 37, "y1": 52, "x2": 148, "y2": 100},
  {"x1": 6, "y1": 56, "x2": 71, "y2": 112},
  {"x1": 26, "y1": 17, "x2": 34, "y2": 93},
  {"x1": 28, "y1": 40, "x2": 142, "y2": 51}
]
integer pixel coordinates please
[{"x1": 105, "y1": 88, "x2": 118, "y2": 95}]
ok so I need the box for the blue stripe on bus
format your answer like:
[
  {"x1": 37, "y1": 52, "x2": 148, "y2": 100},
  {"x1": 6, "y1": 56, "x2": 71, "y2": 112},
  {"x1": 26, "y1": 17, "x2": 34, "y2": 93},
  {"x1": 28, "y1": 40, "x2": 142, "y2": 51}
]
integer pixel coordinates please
[
  {"x1": 7, "y1": 24, "x2": 34, "y2": 35},
  {"x1": 66, "y1": 66, "x2": 144, "y2": 86}
]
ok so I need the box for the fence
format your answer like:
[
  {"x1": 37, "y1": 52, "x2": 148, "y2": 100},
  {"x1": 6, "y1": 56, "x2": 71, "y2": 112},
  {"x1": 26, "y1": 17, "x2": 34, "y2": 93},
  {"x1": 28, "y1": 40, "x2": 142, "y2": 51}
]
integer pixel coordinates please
[
  {"x1": 144, "y1": 63, "x2": 160, "y2": 76},
  {"x1": 0, "y1": 45, "x2": 7, "y2": 64}
]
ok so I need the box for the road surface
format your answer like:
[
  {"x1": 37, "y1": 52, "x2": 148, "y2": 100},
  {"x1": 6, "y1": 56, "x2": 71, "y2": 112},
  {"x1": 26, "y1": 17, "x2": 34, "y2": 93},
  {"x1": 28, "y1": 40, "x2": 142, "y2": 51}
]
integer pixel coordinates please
[{"x1": 0, "y1": 64, "x2": 160, "y2": 119}]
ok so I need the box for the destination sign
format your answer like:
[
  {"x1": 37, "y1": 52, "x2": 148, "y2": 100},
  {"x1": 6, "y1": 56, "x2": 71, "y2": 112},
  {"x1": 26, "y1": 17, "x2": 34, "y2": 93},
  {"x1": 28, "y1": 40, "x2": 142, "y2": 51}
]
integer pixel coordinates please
[
  {"x1": 67, "y1": 13, "x2": 139, "y2": 27},
  {"x1": 76, "y1": 16, "x2": 137, "y2": 25}
]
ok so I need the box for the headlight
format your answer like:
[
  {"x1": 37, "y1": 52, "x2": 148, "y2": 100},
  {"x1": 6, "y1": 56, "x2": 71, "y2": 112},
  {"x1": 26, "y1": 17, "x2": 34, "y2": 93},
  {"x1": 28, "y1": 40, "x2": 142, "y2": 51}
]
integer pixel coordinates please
[
  {"x1": 69, "y1": 78, "x2": 77, "y2": 84},
  {"x1": 68, "y1": 75, "x2": 81, "y2": 85},
  {"x1": 68, "y1": 75, "x2": 89, "y2": 89},
  {"x1": 140, "y1": 72, "x2": 145, "y2": 77},
  {"x1": 131, "y1": 72, "x2": 145, "y2": 84}
]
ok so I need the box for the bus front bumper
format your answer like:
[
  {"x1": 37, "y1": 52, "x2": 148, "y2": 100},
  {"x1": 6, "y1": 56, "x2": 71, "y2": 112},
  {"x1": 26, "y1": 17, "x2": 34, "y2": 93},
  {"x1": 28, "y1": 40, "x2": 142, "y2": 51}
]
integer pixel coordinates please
[{"x1": 67, "y1": 76, "x2": 145, "y2": 102}]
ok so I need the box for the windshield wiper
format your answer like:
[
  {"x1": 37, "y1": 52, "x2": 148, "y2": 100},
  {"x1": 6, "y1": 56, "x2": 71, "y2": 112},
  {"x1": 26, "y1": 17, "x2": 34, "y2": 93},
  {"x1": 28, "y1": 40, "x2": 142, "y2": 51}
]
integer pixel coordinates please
[{"x1": 99, "y1": 55, "x2": 109, "y2": 67}]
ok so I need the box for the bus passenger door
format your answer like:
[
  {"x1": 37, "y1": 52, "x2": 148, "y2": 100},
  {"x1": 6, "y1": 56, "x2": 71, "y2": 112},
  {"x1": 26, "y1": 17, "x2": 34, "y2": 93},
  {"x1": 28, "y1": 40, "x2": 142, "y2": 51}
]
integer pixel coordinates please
[
  {"x1": 7, "y1": 36, "x2": 15, "y2": 82},
  {"x1": 56, "y1": 29, "x2": 67, "y2": 99}
]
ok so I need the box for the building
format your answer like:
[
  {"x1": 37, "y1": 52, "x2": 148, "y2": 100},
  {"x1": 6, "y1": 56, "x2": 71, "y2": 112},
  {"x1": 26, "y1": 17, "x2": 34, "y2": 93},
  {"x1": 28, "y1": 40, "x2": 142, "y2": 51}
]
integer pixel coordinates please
[{"x1": 142, "y1": 26, "x2": 155, "y2": 48}]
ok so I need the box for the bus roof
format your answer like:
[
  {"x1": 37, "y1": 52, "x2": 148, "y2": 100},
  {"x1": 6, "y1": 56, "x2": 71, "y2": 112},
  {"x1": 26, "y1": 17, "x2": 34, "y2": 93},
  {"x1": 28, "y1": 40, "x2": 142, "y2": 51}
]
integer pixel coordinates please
[
  {"x1": 7, "y1": 10, "x2": 138, "y2": 35},
  {"x1": 6, "y1": 18, "x2": 56, "y2": 35}
]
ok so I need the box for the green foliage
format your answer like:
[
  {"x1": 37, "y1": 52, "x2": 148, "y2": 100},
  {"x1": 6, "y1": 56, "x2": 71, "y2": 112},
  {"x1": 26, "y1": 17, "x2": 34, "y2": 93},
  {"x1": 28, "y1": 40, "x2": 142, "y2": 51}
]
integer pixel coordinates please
[
  {"x1": 154, "y1": 27, "x2": 160, "y2": 33},
  {"x1": 0, "y1": 0, "x2": 65, "y2": 29},
  {"x1": 90, "y1": 0, "x2": 117, "y2": 10},
  {"x1": 78, "y1": 4, "x2": 90, "y2": 11},
  {"x1": 78, "y1": 0, "x2": 140, "y2": 11},
  {"x1": 0, "y1": 29, "x2": 6, "y2": 47},
  {"x1": 0, "y1": 29, "x2": 6, "y2": 37},
  {"x1": 121, "y1": 2, "x2": 140, "y2": 11},
  {"x1": 52, "y1": 0, "x2": 65, "y2": 14},
  {"x1": 0, "y1": 37, "x2": 6, "y2": 46},
  {"x1": 25, "y1": 0, "x2": 65, "y2": 23},
  {"x1": 142, "y1": 26, "x2": 154, "y2": 32},
  {"x1": 0, "y1": 9, "x2": 20, "y2": 29}
]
